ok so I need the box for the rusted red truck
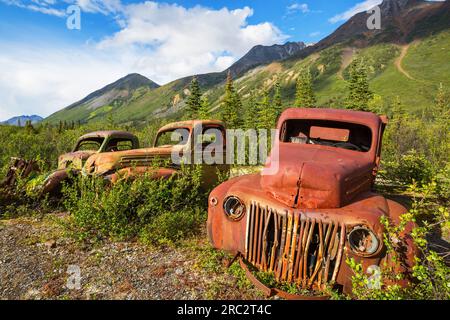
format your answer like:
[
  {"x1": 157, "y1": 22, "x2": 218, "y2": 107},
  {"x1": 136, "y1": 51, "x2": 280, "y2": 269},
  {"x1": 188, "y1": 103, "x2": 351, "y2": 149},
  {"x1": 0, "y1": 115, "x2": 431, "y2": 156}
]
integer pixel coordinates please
[{"x1": 207, "y1": 108, "x2": 417, "y2": 298}]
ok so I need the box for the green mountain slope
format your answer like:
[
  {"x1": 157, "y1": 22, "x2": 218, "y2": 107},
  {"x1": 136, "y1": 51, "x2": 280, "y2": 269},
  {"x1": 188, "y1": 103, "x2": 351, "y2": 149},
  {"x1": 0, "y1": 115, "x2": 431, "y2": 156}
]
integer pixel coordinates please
[{"x1": 46, "y1": 0, "x2": 450, "y2": 124}]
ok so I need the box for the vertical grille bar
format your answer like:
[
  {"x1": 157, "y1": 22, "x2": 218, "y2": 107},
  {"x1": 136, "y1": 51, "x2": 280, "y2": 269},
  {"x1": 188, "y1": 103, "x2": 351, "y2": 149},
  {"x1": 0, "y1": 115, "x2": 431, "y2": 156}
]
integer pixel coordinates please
[{"x1": 246, "y1": 202, "x2": 345, "y2": 290}]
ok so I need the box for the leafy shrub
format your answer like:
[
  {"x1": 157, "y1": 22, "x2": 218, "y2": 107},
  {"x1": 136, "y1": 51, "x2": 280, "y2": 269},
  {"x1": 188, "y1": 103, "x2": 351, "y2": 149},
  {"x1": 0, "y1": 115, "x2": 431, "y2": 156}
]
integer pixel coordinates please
[
  {"x1": 382, "y1": 150, "x2": 433, "y2": 185},
  {"x1": 139, "y1": 208, "x2": 204, "y2": 246},
  {"x1": 346, "y1": 183, "x2": 450, "y2": 300},
  {"x1": 62, "y1": 165, "x2": 207, "y2": 243}
]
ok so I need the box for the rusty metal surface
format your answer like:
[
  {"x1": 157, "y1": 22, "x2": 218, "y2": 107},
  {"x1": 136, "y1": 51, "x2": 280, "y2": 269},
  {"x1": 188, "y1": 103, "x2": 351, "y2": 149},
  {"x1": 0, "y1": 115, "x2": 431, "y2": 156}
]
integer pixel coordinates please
[
  {"x1": 245, "y1": 202, "x2": 346, "y2": 289},
  {"x1": 207, "y1": 108, "x2": 416, "y2": 296},
  {"x1": 156, "y1": 120, "x2": 225, "y2": 135},
  {"x1": 238, "y1": 257, "x2": 329, "y2": 300},
  {"x1": 58, "y1": 131, "x2": 139, "y2": 171},
  {"x1": 77, "y1": 130, "x2": 138, "y2": 141},
  {"x1": 83, "y1": 120, "x2": 228, "y2": 185}
]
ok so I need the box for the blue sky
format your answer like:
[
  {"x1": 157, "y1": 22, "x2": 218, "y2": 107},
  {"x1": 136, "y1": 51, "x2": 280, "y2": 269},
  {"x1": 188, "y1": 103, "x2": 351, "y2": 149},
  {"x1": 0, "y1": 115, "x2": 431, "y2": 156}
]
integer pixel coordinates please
[{"x1": 0, "y1": 0, "x2": 398, "y2": 120}]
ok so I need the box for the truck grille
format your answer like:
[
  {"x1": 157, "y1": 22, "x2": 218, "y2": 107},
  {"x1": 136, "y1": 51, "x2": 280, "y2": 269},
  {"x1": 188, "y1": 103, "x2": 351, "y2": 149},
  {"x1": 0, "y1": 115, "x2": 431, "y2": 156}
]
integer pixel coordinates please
[
  {"x1": 245, "y1": 201, "x2": 346, "y2": 289},
  {"x1": 119, "y1": 155, "x2": 156, "y2": 166}
]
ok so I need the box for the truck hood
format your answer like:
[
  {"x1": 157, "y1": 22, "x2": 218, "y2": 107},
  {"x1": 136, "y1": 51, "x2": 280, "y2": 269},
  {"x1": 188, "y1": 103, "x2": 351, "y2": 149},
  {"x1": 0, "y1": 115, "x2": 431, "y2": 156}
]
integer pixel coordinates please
[
  {"x1": 261, "y1": 144, "x2": 375, "y2": 209},
  {"x1": 83, "y1": 146, "x2": 184, "y2": 176},
  {"x1": 58, "y1": 151, "x2": 97, "y2": 170}
]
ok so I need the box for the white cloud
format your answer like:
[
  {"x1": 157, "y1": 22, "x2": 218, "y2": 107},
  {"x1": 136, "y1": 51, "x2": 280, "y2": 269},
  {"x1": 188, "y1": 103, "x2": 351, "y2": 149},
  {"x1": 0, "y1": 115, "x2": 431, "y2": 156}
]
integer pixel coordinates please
[
  {"x1": 0, "y1": 0, "x2": 123, "y2": 16},
  {"x1": 329, "y1": 0, "x2": 382, "y2": 24},
  {"x1": 309, "y1": 31, "x2": 321, "y2": 37},
  {"x1": 76, "y1": 0, "x2": 123, "y2": 15},
  {"x1": 287, "y1": 3, "x2": 309, "y2": 14},
  {"x1": 0, "y1": 0, "x2": 66, "y2": 16},
  {"x1": 0, "y1": 1, "x2": 287, "y2": 120},
  {"x1": 97, "y1": 2, "x2": 287, "y2": 83},
  {"x1": 0, "y1": 43, "x2": 131, "y2": 120}
]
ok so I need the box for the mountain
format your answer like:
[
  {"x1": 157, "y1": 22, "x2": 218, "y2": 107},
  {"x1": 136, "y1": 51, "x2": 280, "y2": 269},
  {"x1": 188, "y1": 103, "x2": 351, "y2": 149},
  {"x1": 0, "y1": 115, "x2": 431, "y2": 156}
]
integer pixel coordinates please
[
  {"x1": 226, "y1": 41, "x2": 306, "y2": 77},
  {"x1": 46, "y1": 73, "x2": 160, "y2": 123},
  {"x1": 46, "y1": 0, "x2": 450, "y2": 125},
  {"x1": 45, "y1": 41, "x2": 307, "y2": 124},
  {"x1": 297, "y1": 0, "x2": 449, "y2": 58},
  {"x1": 2, "y1": 115, "x2": 43, "y2": 126}
]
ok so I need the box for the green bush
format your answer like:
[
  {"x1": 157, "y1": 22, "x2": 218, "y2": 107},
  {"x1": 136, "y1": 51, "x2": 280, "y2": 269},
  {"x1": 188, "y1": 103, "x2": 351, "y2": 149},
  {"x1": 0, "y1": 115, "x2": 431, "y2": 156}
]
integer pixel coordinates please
[
  {"x1": 347, "y1": 183, "x2": 450, "y2": 300},
  {"x1": 62, "y1": 165, "x2": 207, "y2": 243},
  {"x1": 382, "y1": 150, "x2": 434, "y2": 185}
]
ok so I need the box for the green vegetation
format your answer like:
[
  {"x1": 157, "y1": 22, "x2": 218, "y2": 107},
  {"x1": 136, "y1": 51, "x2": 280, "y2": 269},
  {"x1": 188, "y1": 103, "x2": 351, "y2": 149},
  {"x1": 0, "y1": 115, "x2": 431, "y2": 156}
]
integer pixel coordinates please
[
  {"x1": 345, "y1": 58, "x2": 373, "y2": 111},
  {"x1": 61, "y1": 164, "x2": 207, "y2": 245},
  {"x1": 185, "y1": 77, "x2": 203, "y2": 119},
  {"x1": 1, "y1": 29, "x2": 449, "y2": 300},
  {"x1": 44, "y1": 31, "x2": 450, "y2": 125},
  {"x1": 220, "y1": 72, "x2": 243, "y2": 129},
  {"x1": 295, "y1": 67, "x2": 317, "y2": 108}
]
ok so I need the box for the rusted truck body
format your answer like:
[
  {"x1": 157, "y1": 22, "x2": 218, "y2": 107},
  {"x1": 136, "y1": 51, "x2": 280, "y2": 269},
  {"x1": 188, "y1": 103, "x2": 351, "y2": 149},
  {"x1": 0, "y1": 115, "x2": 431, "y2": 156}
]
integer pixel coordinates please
[
  {"x1": 81, "y1": 120, "x2": 228, "y2": 186},
  {"x1": 207, "y1": 108, "x2": 417, "y2": 297},
  {"x1": 41, "y1": 130, "x2": 139, "y2": 194}
]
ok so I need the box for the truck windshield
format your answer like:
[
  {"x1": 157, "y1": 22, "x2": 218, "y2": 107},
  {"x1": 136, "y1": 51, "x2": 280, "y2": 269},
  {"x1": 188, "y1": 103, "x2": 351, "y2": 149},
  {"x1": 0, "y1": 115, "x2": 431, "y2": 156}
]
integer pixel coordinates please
[
  {"x1": 155, "y1": 128, "x2": 190, "y2": 147},
  {"x1": 75, "y1": 138, "x2": 104, "y2": 152},
  {"x1": 281, "y1": 119, "x2": 372, "y2": 152}
]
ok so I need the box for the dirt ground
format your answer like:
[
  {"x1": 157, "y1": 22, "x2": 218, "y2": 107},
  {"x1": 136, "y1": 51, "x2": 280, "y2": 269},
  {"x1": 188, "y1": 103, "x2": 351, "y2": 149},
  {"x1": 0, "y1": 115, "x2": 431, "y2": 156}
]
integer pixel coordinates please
[{"x1": 0, "y1": 213, "x2": 262, "y2": 300}]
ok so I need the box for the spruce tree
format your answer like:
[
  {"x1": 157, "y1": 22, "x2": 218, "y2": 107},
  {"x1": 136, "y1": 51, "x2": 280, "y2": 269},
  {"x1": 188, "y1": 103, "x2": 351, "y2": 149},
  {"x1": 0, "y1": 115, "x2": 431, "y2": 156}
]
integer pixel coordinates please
[
  {"x1": 434, "y1": 83, "x2": 449, "y2": 119},
  {"x1": 242, "y1": 93, "x2": 256, "y2": 129},
  {"x1": 186, "y1": 76, "x2": 202, "y2": 119},
  {"x1": 295, "y1": 67, "x2": 316, "y2": 108},
  {"x1": 198, "y1": 96, "x2": 210, "y2": 120},
  {"x1": 273, "y1": 79, "x2": 283, "y2": 120},
  {"x1": 257, "y1": 88, "x2": 278, "y2": 129},
  {"x1": 391, "y1": 96, "x2": 407, "y2": 126},
  {"x1": 221, "y1": 72, "x2": 243, "y2": 128},
  {"x1": 346, "y1": 59, "x2": 373, "y2": 111}
]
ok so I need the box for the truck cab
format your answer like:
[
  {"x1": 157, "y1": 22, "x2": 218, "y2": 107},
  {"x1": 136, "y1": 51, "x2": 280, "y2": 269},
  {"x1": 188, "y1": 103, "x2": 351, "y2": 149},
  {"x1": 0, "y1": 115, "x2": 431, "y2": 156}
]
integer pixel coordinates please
[
  {"x1": 207, "y1": 108, "x2": 416, "y2": 296},
  {"x1": 82, "y1": 120, "x2": 228, "y2": 187}
]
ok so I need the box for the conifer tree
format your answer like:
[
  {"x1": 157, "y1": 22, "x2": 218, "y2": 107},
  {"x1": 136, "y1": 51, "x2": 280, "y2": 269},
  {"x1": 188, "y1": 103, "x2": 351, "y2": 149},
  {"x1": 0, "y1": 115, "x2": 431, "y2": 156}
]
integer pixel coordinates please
[
  {"x1": 243, "y1": 92, "x2": 258, "y2": 129},
  {"x1": 107, "y1": 113, "x2": 115, "y2": 129},
  {"x1": 295, "y1": 67, "x2": 316, "y2": 108},
  {"x1": 391, "y1": 96, "x2": 407, "y2": 126},
  {"x1": 186, "y1": 76, "x2": 202, "y2": 119},
  {"x1": 273, "y1": 79, "x2": 283, "y2": 120},
  {"x1": 221, "y1": 72, "x2": 243, "y2": 128},
  {"x1": 346, "y1": 59, "x2": 373, "y2": 111},
  {"x1": 257, "y1": 88, "x2": 277, "y2": 129},
  {"x1": 434, "y1": 83, "x2": 449, "y2": 119},
  {"x1": 198, "y1": 96, "x2": 210, "y2": 120}
]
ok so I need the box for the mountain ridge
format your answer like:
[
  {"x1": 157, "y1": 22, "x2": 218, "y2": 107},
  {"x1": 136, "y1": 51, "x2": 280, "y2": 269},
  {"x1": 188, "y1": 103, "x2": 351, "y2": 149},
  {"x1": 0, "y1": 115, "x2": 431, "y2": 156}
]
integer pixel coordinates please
[
  {"x1": 45, "y1": 0, "x2": 450, "y2": 124},
  {"x1": 45, "y1": 41, "x2": 307, "y2": 123},
  {"x1": 2, "y1": 115, "x2": 43, "y2": 126}
]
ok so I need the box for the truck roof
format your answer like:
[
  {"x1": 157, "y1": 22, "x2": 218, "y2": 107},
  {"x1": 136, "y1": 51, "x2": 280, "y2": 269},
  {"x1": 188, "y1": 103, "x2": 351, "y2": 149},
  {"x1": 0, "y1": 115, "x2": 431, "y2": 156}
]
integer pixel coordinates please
[
  {"x1": 78, "y1": 130, "x2": 137, "y2": 140},
  {"x1": 278, "y1": 108, "x2": 387, "y2": 131},
  {"x1": 157, "y1": 120, "x2": 225, "y2": 133}
]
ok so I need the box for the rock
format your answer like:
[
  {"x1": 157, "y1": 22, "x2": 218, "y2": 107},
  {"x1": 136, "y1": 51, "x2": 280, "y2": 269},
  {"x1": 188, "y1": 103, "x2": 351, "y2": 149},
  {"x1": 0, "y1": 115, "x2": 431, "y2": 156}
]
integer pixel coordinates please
[
  {"x1": 175, "y1": 267, "x2": 184, "y2": 275},
  {"x1": 44, "y1": 240, "x2": 56, "y2": 249}
]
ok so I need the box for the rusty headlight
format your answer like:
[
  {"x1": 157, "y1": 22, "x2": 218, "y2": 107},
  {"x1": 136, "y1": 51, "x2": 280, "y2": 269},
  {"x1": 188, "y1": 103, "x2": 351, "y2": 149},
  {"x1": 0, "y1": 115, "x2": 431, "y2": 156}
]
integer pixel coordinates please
[
  {"x1": 223, "y1": 196, "x2": 245, "y2": 221},
  {"x1": 348, "y1": 226, "x2": 379, "y2": 256}
]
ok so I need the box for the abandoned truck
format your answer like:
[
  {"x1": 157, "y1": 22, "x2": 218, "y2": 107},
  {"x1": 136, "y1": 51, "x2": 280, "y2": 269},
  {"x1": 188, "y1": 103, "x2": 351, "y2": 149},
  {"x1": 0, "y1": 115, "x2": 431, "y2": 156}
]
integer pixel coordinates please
[
  {"x1": 42, "y1": 120, "x2": 229, "y2": 194},
  {"x1": 41, "y1": 130, "x2": 139, "y2": 194},
  {"x1": 207, "y1": 108, "x2": 417, "y2": 297}
]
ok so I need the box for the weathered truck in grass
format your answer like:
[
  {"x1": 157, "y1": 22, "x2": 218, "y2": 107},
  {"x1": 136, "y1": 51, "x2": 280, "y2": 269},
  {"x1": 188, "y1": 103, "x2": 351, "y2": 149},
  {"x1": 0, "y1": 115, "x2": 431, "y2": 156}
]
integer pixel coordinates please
[
  {"x1": 41, "y1": 130, "x2": 139, "y2": 194},
  {"x1": 207, "y1": 108, "x2": 417, "y2": 298},
  {"x1": 82, "y1": 120, "x2": 228, "y2": 186},
  {"x1": 42, "y1": 120, "x2": 228, "y2": 194}
]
